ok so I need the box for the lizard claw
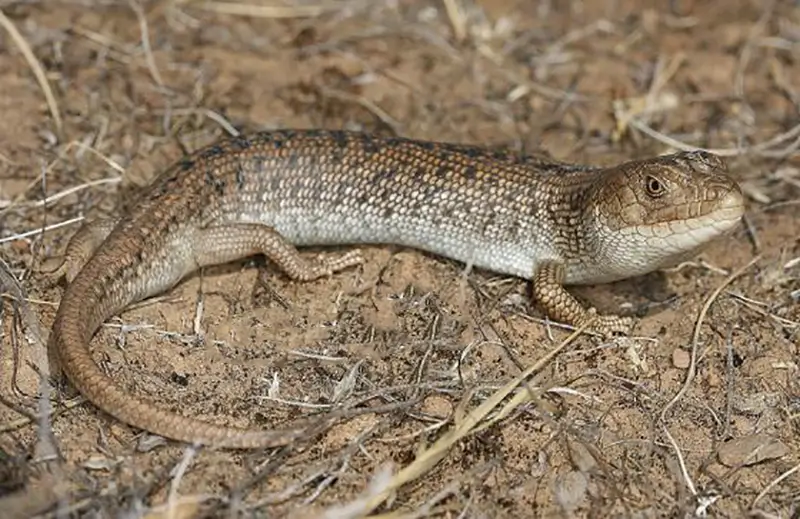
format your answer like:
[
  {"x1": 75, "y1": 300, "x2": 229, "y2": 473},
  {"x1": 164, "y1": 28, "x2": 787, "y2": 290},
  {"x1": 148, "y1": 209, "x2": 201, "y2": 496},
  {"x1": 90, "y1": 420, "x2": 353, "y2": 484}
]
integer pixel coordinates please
[{"x1": 583, "y1": 308, "x2": 635, "y2": 337}]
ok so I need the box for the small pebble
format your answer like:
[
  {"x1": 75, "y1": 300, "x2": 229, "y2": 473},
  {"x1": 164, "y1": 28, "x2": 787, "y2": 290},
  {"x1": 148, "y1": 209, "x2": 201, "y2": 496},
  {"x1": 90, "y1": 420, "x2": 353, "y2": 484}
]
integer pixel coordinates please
[{"x1": 672, "y1": 348, "x2": 691, "y2": 369}]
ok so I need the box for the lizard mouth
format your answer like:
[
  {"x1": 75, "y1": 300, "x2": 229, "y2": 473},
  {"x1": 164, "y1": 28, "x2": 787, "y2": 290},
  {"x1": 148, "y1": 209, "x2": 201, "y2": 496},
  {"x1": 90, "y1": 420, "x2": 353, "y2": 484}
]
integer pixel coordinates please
[
  {"x1": 636, "y1": 186, "x2": 745, "y2": 254},
  {"x1": 597, "y1": 185, "x2": 745, "y2": 281},
  {"x1": 675, "y1": 186, "x2": 744, "y2": 242}
]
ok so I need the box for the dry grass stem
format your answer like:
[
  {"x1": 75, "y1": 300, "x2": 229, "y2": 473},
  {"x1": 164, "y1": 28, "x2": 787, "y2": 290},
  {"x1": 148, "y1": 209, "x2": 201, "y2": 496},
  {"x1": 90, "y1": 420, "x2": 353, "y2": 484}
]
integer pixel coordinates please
[
  {"x1": 1, "y1": 1, "x2": 796, "y2": 516},
  {"x1": 0, "y1": 9, "x2": 63, "y2": 135},
  {"x1": 181, "y1": 0, "x2": 341, "y2": 19}
]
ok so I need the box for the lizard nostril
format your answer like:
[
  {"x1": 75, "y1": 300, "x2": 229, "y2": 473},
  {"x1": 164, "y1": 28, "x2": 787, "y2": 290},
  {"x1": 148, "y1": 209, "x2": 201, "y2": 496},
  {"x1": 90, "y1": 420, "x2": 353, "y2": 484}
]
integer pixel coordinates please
[{"x1": 705, "y1": 182, "x2": 733, "y2": 201}]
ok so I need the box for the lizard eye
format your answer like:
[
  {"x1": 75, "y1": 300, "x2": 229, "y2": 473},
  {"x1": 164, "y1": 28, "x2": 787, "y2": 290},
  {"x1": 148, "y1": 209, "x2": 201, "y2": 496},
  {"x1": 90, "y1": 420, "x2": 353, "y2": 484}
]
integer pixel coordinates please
[{"x1": 645, "y1": 175, "x2": 665, "y2": 197}]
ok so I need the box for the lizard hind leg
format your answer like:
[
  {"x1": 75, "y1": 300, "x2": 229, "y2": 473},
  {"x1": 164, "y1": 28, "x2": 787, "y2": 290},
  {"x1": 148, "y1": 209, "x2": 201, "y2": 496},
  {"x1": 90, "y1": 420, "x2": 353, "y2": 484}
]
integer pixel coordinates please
[
  {"x1": 45, "y1": 218, "x2": 120, "y2": 389},
  {"x1": 41, "y1": 218, "x2": 121, "y2": 284},
  {"x1": 193, "y1": 222, "x2": 365, "y2": 281}
]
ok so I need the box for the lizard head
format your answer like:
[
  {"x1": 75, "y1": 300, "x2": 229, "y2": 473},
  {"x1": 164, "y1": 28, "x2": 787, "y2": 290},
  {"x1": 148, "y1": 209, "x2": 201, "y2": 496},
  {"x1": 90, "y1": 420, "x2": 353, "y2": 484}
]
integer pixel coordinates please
[{"x1": 584, "y1": 150, "x2": 745, "y2": 280}]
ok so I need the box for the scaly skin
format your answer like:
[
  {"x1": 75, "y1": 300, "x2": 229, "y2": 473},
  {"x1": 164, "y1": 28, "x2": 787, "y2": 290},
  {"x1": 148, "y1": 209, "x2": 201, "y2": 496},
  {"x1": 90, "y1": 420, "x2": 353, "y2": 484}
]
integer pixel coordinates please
[{"x1": 48, "y1": 130, "x2": 745, "y2": 448}]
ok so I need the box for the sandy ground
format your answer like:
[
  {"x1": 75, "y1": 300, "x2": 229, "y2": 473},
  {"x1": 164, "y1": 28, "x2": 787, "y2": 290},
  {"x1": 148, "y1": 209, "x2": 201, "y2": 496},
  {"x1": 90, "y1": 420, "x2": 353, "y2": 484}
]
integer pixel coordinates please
[{"x1": 0, "y1": 0, "x2": 798, "y2": 517}]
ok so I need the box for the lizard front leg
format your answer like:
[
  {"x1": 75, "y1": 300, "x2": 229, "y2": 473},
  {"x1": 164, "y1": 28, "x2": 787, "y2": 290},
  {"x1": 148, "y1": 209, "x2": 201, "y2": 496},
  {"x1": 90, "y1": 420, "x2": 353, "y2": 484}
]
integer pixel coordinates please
[{"x1": 532, "y1": 260, "x2": 634, "y2": 336}]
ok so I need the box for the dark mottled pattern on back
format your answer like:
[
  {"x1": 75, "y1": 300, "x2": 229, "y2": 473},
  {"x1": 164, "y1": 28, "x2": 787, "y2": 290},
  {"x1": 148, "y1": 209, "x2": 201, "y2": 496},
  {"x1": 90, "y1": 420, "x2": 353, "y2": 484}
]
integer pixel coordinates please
[
  {"x1": 115, "y1": 129, "x2": 738, "y2": 288},
  {"x1": 51, "y1": 128, "x2": 742, "y2": 448},
  {"x1": 122, "y1": 131, "x2": 601, "y2": 286}
]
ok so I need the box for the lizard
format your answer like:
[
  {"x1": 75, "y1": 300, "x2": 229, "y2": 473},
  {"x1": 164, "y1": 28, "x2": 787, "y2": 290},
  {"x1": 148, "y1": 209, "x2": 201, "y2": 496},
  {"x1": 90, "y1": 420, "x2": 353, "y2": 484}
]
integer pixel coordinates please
[{"x1": 46, "y1": 129, "x2": 745, "y2": 449}]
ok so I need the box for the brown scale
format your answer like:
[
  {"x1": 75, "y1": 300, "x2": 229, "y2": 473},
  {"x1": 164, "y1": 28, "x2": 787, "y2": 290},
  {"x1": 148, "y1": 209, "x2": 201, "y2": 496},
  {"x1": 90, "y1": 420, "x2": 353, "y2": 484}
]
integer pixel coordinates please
[{"x1": 46, "y1": 130, "x2": 744, "y2": 448}]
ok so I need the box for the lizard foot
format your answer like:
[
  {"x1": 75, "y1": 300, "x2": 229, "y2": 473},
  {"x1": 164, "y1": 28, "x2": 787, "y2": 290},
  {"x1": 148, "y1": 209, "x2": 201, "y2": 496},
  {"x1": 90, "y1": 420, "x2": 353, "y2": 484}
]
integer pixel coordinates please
[
  {"x1": 582, "y1": 308, "x2": 635, "y2": 337},
  {"x1": 312, "y1": 249, "x2": 365, "y2": 277}
]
